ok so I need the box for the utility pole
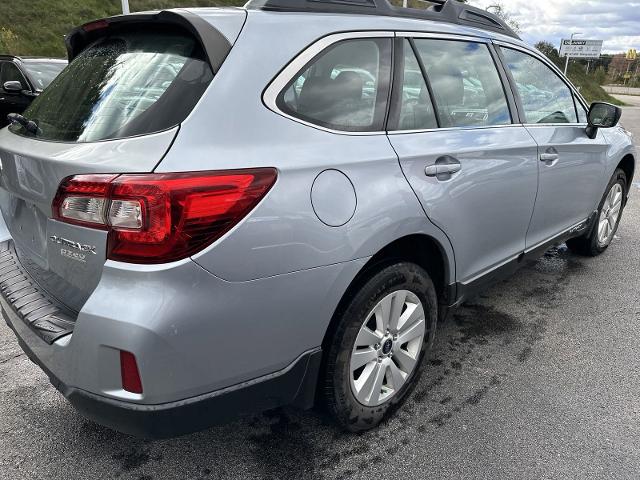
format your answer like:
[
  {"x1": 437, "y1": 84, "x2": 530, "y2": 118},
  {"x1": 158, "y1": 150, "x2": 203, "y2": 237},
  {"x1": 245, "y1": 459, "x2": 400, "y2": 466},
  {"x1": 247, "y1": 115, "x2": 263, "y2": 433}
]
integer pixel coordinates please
[
  {"x1": 122, "y1": 0, "x2": 130, "y2": 14},
  {"x1": 564, "y1": 32, "x2": 583, "y2": 75}
]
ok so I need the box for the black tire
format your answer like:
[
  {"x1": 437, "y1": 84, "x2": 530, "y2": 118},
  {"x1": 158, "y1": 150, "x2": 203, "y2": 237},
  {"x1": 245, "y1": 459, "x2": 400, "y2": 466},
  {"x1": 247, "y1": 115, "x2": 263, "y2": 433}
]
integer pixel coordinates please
[
  {"x1": 322, "y1": 262, "x2": 437, "y2": 432},
  {"x1": 567, "y1": 168, "x2": 627, "y2": 256}
]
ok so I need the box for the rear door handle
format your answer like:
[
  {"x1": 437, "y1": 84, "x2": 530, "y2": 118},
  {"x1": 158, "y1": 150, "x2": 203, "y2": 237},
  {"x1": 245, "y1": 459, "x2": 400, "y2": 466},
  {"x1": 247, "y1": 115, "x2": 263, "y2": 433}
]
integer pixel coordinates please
[
  {"x1": 540, "y1": 147, "x2": 559, "y2": 164},
  {"x1": 425, "y1": 156, "x2": 462, "y2": 178},
  {"x1": 540, "y1": 153, "x2": 559, "y2": 162}
]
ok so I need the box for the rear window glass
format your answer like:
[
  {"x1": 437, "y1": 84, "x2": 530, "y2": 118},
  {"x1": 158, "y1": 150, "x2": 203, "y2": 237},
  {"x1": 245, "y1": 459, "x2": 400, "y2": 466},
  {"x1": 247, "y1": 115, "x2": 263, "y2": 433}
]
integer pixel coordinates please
[{"x1": 10, "y1": 27, "x2": 214, "y2": 143}]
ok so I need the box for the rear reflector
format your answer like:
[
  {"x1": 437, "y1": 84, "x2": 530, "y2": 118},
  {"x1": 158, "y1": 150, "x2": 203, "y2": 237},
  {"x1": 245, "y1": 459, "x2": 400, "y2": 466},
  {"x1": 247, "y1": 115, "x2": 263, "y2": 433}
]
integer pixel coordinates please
[
  {"x1": 120, "y1": 350, "x2": 143, "y2": 394},
  {"x1": 52, "y1": 169, "x2": 277, "y2": 264}
]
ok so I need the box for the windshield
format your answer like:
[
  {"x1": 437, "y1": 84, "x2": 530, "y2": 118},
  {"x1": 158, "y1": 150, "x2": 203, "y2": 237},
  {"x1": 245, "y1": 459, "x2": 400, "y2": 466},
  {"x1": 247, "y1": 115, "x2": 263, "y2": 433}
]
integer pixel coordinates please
[
  {"x1": 10, "y1": 27, "x2": 213, "y2": 143},
  {"x1": 21, "y1": 61, "x2": 66, "y2": 90}
]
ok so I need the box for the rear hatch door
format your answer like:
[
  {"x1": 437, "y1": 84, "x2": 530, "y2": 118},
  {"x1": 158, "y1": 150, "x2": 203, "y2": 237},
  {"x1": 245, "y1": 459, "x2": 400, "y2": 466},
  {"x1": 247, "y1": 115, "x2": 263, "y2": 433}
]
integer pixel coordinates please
[{"x1": 0, "y1": 129, "x2": 177, "y2": 312}]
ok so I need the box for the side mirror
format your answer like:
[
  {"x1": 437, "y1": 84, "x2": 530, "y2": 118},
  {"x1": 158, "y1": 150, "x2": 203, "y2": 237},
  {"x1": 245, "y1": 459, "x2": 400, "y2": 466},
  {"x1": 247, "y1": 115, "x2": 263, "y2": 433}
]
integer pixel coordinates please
[
  {"x1": 3, "y1": 81, "x2": 23, "y2": 93},
  {"x1": 586, "y1": 102, "x2": 622, "y2": 139}
]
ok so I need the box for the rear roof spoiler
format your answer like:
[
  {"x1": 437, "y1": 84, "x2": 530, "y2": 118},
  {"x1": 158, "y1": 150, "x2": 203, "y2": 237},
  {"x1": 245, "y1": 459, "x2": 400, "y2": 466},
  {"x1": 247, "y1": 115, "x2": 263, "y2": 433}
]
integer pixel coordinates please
[
  {"x1": 245, "y1": 0, "x2": 520, "y2": 39},
  {"x1": 65, "y1": 10, "x2": 232, "y2": 72}
]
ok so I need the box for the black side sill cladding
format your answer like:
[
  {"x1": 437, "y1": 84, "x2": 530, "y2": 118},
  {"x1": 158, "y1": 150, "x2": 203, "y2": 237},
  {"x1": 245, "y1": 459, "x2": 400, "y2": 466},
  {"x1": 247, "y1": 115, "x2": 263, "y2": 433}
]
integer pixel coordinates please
[{"x1": 0, "y1": 241, "x2": 76, "y2": 344}]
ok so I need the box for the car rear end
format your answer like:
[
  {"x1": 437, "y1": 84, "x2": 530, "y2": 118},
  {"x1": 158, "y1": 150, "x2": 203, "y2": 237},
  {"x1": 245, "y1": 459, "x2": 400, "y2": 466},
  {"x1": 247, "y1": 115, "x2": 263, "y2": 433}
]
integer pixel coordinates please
[{"x1": 0, "y1": 8, "x2": 313, "y2": 437}]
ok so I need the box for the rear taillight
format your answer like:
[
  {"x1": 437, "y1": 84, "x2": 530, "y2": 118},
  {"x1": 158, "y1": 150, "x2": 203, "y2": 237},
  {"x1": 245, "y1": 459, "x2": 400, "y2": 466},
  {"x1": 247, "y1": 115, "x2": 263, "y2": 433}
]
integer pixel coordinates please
[{"x1": 52, "y1": 169, "x2": 277, "y2": 264}]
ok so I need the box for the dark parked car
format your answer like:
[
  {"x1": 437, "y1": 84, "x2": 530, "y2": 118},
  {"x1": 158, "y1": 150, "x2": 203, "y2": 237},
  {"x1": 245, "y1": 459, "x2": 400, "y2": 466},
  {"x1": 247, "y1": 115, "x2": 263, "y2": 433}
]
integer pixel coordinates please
[{"x1": 0, "y1": 55, "x2": 67, "y2": 127}]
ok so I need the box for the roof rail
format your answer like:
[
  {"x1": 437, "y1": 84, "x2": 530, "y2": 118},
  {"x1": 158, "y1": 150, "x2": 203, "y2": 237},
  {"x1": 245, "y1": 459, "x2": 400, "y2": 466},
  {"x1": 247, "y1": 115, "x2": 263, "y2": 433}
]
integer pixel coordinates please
[{"x1": 245, "y1": 0, "x2": 520, "y2": 39}]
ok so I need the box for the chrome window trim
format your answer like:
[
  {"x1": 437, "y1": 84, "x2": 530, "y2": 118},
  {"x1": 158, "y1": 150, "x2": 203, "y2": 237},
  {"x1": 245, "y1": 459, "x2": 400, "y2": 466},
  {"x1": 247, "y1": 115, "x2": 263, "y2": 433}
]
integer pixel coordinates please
[
  {"x1": 492, "y1": 40, "x2": 591, "y2": 112},
  {"x1": 263, "y1": 32, "x2": 588, "y2": 136},
  {"x1": 396, "y1": 31, "x2": 490, "y2": 43},
  {"x1": 387, "y1": 124, "x2": 521, "y2": 135},
  {"x1": 263, "y1": 31, "x2": 393, "y2": 136},
  {"x1": 523, "y1": 123, "x2": 589, "y2": 128}
]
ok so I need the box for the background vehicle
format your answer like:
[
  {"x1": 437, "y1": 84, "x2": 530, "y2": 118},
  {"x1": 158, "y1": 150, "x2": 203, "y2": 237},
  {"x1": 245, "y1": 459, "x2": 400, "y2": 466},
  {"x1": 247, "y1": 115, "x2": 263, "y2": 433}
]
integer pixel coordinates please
[
  {"x1": 0, "y1": 0, "x2": 635, "y2": 438},
  {"x1": 0, "y1": 55, "x2": 66, "y2": 127}
]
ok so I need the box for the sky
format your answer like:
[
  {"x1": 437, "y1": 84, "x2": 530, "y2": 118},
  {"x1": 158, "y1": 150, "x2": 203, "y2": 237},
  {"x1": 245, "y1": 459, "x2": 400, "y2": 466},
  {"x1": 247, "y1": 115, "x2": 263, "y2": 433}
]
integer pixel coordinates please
[{"x1": 468, "y1": 0, "x2": 640, "y2": 54}]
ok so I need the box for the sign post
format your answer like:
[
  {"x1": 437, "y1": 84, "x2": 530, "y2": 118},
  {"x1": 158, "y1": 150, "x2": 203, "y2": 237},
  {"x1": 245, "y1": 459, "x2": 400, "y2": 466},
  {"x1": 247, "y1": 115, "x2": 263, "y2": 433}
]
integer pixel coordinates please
[
  {"x1": 560, "y1": 36, "x2": 603, "y2": 75},
  {"x1": 121, "y1": 0, "x2": 130, "y2": 14}
]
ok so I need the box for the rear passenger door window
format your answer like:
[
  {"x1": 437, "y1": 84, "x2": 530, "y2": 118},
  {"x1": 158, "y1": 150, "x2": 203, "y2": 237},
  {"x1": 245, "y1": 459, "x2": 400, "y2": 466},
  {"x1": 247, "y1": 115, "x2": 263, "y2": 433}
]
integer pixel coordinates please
[
  {"x1": 397, "y1": 40, "x2": 438, "y2": 131},
  {"x1": 278, "y1": 38, "x2": 392, "y2": 132},
  {"x1": 500, "y1": 47, "x2": 578, "y2": 124},
  {"x1": 412, "y1": 39, "x2": 511, "y2": 128}
]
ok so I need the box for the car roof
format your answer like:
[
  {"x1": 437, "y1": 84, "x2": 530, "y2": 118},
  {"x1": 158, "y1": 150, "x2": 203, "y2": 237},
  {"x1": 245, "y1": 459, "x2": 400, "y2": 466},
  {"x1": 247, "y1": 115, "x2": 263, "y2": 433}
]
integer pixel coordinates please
[
  {"x1": 239, "y1": 9, "x2": 528, "y2": 46},
  {"x1": 181, "y1": 6, "x2": 528, "y2": 48}
]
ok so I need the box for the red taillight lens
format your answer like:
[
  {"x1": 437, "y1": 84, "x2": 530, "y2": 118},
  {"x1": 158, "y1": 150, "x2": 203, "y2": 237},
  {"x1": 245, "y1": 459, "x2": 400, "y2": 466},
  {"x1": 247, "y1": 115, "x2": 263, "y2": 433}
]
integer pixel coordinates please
[
  {"x1": 120, "y1": 350, "x2": 143, "y2": 394},
  {"x1": 52, "y1": 169, "x2": 277, "y2": 264}
]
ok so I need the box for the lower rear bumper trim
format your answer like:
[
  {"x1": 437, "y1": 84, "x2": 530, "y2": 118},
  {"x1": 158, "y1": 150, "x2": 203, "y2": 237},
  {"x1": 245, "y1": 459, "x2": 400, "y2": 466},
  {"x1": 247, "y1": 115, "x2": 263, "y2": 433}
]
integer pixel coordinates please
[{"x1": 4, "y1": 310, "x2": 322, "y2": 438}]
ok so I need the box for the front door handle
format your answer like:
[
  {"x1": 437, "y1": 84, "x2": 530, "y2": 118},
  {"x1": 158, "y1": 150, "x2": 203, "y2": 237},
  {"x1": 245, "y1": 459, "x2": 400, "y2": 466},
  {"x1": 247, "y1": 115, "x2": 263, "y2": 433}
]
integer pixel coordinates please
[
  {"x1": 540, "y1": 147, "x2": 559, "y2": 164},
  {"x1": 425, "y1": 156, "x2": 462, "y2": 178}
]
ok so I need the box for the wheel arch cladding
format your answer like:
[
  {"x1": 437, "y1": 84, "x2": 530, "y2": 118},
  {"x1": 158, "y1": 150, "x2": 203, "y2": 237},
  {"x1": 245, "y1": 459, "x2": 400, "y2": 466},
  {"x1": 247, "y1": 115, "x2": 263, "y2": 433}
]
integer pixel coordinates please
[
  {"x1": 618, "y1": 154, "x2": 635, "y2": 189},
  {"x1": 320, "y1": 234, "x2": 450, "y2": 353}
]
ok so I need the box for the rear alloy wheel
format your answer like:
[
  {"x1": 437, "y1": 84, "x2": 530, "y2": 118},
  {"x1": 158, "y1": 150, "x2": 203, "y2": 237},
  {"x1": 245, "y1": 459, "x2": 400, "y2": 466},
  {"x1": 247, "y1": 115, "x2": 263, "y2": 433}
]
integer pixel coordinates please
[
  {"x1": 567, "y1": 168, "x2": 627, "y2": 256},
  {"x1": 323, "y1": 263, "x2": 437, "y2": 432},
  {"x1": 350, "y1": 290, "x2": 425, "y2": 407}
]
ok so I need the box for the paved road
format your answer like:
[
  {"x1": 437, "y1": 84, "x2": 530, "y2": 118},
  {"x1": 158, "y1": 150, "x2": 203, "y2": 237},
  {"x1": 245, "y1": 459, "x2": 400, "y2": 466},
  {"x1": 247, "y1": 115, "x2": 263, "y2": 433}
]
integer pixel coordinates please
[
  {"x1": 604, "y1": 85, "x2": 640, "y2": 97},
  {"x1": 615, "y1": 94, "x2": 640, "y2": 108},
  {"x1": 1, "y1": 115, "x2": 639, "y2": 480}
]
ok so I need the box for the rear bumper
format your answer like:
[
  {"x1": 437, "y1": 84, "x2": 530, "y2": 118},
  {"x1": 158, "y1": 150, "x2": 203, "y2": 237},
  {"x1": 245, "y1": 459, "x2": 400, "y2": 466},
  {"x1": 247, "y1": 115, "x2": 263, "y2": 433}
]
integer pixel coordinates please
[
  {"x1": 0, "y1": 237, "x2": 365, "y2": 437},
  {"x1": 4, "y1": 307, "x2": 321, "y2": 438}
]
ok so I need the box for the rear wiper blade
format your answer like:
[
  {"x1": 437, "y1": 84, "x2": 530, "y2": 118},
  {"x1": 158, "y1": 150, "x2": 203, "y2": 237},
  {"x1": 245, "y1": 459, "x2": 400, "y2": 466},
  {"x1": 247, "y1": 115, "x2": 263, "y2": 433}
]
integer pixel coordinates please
[{"x1": 6, "y1": 113, "x2": 40, "y2": 135}]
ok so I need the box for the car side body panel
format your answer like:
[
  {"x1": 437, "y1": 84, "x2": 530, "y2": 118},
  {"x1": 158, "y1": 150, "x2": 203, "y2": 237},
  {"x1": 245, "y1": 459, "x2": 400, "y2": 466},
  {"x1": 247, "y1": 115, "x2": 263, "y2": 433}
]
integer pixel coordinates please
[
  {"x1": 158, "y1": 13, "x2": 458, "y2": 282},
  {"x1": 525, "y1": 125, "x2": 609, "y2": 249}
]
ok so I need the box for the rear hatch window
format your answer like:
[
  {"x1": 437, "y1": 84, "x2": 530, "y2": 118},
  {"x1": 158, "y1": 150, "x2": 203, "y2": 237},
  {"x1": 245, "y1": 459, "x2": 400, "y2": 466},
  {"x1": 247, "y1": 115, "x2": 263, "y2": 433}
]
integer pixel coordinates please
[{"x1": 10, "y1": 26, "x2": 213, "y2": 142}]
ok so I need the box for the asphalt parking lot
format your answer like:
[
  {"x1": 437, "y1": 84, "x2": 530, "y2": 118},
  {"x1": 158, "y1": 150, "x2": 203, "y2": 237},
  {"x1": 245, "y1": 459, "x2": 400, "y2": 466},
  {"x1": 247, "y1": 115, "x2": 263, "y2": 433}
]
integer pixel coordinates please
[{"x1": 1, "y1": 105, "x2": 639, "y2": 480}]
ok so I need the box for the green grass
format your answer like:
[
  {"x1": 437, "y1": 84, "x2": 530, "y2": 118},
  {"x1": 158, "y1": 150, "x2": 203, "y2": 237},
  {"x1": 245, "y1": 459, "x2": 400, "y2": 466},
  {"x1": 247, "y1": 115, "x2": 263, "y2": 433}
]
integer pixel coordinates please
[
  {"x1": 566, "y1": 68, "x2": 626, "y2": 106},
  {"x1": 0, "y1": 0, "x2": 244, "y2": 58},
  {"x1": 542, "y1": 53, "x2": 624, "y2": 106}
]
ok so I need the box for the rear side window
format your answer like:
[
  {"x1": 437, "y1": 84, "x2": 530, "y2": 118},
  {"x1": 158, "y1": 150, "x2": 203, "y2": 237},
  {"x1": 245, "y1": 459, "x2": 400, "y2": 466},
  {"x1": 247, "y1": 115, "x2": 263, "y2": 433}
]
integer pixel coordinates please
[
  {"x1": 10, "y1": 27, "x2": 214, "y2": 142},
  {"x1": 413, "y1": 39, "x2": 511, "y2": 128},
  {"x1": 278, "y1": 38, "x2": 392, "y2": 132},
  {"x1": 500, "y1": 47, "x2": 578, "y2": 124}
]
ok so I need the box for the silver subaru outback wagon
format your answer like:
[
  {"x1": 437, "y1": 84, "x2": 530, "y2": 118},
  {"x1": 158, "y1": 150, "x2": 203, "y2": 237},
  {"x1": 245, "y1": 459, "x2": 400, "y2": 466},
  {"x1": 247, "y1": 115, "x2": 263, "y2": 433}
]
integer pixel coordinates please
[{"x1": 0, "y1": 0, "x2": 635, "y2": 437}]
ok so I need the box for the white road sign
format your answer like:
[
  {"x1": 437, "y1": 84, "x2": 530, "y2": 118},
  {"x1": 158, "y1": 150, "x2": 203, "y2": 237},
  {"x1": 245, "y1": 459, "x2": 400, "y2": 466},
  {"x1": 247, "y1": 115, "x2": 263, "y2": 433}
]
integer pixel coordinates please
[{"x1": 559, "y1": 39, "x2": 603, "y2": 58}]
